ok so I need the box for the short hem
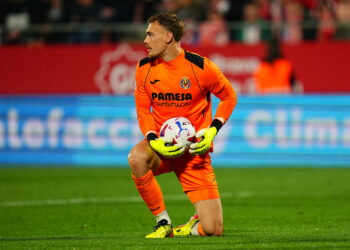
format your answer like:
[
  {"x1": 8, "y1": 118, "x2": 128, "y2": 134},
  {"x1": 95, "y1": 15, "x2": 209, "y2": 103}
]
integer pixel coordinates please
[{"x1": 186, "y1": 188, "x2": 220, "y2": 204}]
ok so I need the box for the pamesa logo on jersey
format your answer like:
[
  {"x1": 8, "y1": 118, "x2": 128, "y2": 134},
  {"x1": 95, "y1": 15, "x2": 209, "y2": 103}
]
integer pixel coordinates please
[{"x1": 180, "y1": 76, "x2": 191, "y2": 89}]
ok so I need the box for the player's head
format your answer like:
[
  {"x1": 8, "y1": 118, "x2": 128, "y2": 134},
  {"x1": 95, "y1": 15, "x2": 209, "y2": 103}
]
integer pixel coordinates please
[{"x1": 144, "y1": 13, "x2": 184, "y2": 59}]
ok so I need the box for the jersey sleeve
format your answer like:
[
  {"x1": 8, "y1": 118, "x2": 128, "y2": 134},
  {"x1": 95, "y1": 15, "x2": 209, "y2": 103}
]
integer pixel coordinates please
[
  {"x1": 205, "y1": 59, "x2": 237, "y2": 123},
  {"x1": 134, "y1": 62, "x2": 157, "y2": 138}
]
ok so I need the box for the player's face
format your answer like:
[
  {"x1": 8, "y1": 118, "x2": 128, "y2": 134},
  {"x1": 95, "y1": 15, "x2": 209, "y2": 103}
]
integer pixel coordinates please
[{"x1": 144, "y1": 22, "x2": 169, "y2": 59}]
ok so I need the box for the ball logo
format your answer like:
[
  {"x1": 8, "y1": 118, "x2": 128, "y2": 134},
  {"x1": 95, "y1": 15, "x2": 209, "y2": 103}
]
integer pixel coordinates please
[{"x1": 180, "y1": 77, "x2": 191, "y2": 89}]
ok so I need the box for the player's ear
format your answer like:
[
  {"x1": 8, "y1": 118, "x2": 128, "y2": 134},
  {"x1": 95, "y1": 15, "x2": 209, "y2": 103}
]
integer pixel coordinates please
[{"x1": 166, "y1": 32, "x2": 173, "y2": 44}]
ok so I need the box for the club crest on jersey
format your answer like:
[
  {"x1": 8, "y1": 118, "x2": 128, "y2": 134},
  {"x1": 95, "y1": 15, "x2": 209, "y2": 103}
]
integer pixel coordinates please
[{"x1": 180, "y1": 77, "x2": 191, "y2": 89}]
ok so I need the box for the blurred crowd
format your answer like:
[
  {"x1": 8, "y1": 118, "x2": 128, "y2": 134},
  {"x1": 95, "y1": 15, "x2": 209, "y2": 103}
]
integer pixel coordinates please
[{"x1": 1, "y1": 0, "x2": 350, "y2": 45}]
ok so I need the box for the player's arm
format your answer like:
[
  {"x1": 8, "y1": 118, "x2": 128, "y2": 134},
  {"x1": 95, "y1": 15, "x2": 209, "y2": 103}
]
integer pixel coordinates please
[
  {"x1": 189, "y1": 59, "x2": 237, "y2": 155},
  {"x1": 208, "y1": 59, "x2": 237, "y2": 125},
  {"x1": 135, "y1": 62, "x2": 184, "y2": 158},
  {"x1": 134, "y1": 63, "x2": 157, "y2": 140}
]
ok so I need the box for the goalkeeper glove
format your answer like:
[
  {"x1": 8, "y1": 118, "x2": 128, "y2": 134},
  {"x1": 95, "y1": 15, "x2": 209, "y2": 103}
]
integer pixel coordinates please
[
  {"x1": 189, "y1": 126, "x2": 217, "y2": 155},
  {"x1": 150, "y1": 137, "x2": 185, "y2": 158}
]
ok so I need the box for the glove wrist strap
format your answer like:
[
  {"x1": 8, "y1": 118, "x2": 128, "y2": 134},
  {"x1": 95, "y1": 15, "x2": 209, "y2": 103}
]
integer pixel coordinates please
[
  {"x1": 210, "y1": 119, "x2": 223, "y2": 133},
  {"x1": 147, "y1": 133, "x2": 158, "y2": 142}
]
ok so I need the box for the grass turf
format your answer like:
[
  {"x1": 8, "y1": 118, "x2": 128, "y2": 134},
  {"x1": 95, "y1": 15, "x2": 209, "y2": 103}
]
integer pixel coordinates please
[{"x1": 0, "y1": 167, "x2": 349, "y2": 249}]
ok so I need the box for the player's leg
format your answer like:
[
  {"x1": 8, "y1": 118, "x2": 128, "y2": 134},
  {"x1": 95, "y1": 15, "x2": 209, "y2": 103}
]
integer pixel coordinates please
[
  {"x1": 193, "y1": 198, "x2": 223, "y2": 236},
  {"x1": 173, "y1": 197, "x2": 223, "y2": 236},
  {"x1": 128, "y1": 140, "x2": 172, "y2": 238},
  {"x1": 173, "y1": 191, "x2": 223, "y2": 236},
  {"x1": 129, "y1": 140, "x2": 162, "y2": 177},
  {"x1": 172, "y1": 153, "x2": 223, "y2": 236}
]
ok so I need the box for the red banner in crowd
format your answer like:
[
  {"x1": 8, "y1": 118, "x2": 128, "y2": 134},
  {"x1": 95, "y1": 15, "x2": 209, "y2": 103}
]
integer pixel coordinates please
[{"x1": 0, "y1": 42, "x2": 349, "y2": 94}]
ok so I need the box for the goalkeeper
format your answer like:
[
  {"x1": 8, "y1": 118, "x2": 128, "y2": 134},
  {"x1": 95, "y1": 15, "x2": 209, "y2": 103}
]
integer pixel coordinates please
[{"x1": 128, "y1": 12, "x2": 237, "y2": 238}]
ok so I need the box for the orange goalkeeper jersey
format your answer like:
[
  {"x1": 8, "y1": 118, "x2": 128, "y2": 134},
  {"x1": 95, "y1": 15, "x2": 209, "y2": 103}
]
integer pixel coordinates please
[{"x1": 135, "y1": 49, "x2": 237, "y2": 138}]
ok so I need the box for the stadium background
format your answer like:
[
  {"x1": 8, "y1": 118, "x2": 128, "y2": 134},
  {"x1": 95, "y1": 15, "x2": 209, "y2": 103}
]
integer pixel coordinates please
[
  {"x1": 0, "y1": 0, "x2": 350, "y2": 248},
  {"x1": 1, "y1": 0, "x2": 350, "y2": 167}
]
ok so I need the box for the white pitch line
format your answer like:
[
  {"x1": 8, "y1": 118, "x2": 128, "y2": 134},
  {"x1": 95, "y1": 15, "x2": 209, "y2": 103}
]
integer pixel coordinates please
[
  {"x1": 1, "y1": 191, "x2": 347, "y2": 207},
  {"x1": 0, "y1": 192, "x2": 254, "y2": 208}
]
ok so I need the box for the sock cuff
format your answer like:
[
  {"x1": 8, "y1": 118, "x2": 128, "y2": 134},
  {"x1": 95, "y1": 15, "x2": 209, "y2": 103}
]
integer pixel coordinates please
[
  {"x1": 155, "y1": 209, "x2": 171, "y2": 224},
  {"x1": 132, "y1": 169, "x2": 153, "y2": 187},
  {"x1": 198, "y1": 223, "x2": 206, "y2": 236}
]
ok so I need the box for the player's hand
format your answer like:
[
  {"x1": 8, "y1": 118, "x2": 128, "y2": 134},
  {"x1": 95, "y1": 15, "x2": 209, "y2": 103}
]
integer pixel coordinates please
[
  {"x1": 189, "y1": 127, "x2": 217, "y2": 155},
  {"x1": 150, "y1": 137, "x2": 185, "y2": 158}
]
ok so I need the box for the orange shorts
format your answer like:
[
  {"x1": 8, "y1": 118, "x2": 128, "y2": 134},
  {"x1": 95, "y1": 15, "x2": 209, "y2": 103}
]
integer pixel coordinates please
[{"x1": 153, "y1": 151, "x2": 220, "y2": 203}]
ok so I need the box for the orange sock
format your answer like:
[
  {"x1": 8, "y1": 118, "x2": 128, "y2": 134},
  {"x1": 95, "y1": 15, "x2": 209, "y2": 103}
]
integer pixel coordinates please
[
  {"x1": 132, "y1": 170, "x2": 166, "y2": 215},
  {"x1": 197, "y1": 222, "x2": 206, "y2": 236}
]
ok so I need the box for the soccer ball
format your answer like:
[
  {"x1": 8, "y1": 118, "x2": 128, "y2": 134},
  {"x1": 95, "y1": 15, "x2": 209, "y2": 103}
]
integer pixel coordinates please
[{"x1": 160, "y1": 117, "x2": 196, "y2": 149}]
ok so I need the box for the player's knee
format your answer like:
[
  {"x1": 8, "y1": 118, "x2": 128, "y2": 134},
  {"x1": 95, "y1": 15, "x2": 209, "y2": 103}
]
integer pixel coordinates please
[
  {"x1": 217, "y1": 224, "x2": 223, "y2": 236},
  {"x1": 128, "y1": 144, "x2": 153, "y2": 177},
  {"x1": 202, "y1": 221, "x2": 223, "y2": 237}
]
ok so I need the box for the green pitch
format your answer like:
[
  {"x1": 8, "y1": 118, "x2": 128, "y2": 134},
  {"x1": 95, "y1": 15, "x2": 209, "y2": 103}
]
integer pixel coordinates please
[{"x1": 0, "y1": 167, "x2": 349, "y2": 249}]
